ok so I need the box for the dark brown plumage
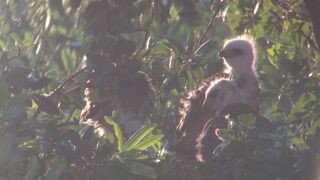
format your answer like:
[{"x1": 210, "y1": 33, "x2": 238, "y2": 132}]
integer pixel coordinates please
[
  {"x1": 175, "y1": 37, "x2": 261, "y2": 160},
  {"x1": 80, "y1": 60, "x2": 153, "y2": 136},
  {"x1": 175, "y1": 73, "x2": 230, "y2": 154},
  {"x1": 195, "y1": 116, "x2": 227, "y2": 161}
]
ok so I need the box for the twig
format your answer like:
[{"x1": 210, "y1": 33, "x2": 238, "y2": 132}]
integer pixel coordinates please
[
  {"x1": 299, "y1": 27, "x2": 318, "y2": 52},
  {"x1": 180, "y1": 0, "x2": 226, "y2": 73},
  {"x1": 48, "y1": 67, "x2": 88, "y2": 97},
  {"x1": 134, "y1": 30, "x2": 150, "y2": 56},
  {"x1": 192, "y1": 36, "x2": 215, "y2": 57},
  {"x1": 134, "y1": 1, "x2": 155, "y2": 57},
  {"x1": 160, "y1": 0, "x2": 226, "y2": 91},
  {"x1": 195, "y1": 0, "x2": 226, "y2": 50}
]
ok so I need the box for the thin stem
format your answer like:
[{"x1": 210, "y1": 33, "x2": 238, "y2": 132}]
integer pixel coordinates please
[
  {"x1": 48, "y1": 67, "x2": 87, "y2": 97},
  {"x1": 179, "y1": 0, "x2": 226, "y2": 74},
  {"x1": 195, "y1": 0, "x2": 225, "y2": 50}
]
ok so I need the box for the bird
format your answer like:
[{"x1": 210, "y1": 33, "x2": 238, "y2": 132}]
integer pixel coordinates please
[
  {"x1": 175, "y1": 36, "x2": 260, "y2": 160},
  {"x1": 80, "y1": 59, "x2": 153, "y2": 137}
]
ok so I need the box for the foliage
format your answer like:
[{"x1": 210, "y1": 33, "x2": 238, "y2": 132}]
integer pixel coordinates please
[{"x1": 0, "y1": 0, "x2": 319, "y2": 179}]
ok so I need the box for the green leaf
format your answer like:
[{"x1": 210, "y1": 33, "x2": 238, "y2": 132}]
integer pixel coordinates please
[
  {"x1": 238, "y1": 114, "x2": 255, "y2": 129},
  {"x1": 291, "y1": 92, "x2": 315, "y2": 114},
  {"x1": 22, "y1": 32, "x2": 34, "y2": 48},
  {"x1": 107, "y1": 118, "x2": 124, "y2": 152},
  {"x1": 263, "y1": 0, "x2": 272, "y2": 11},
  {"x1": 289, "y1": 136, "x2": 309, "y2": 150},
  {"x1": 18, "y1": 139, "x2": 38, "y2": 150},
  {"x1": 192, "y1": 67, "x2": 204, "y2": 83},
  {"x1": 151, "y1": 41, "x2": 171, "y2": 55},
  {"x1": 165, "y1": 36, "x2": 185, "y2": 54},
  {"x1": 120, "y1": 150, "x2": 149, "y2": 160},
  {"x1": 61, "y1": 48, "x2": 77, "y2": 72},
  {"x1": 0, "y1": 133, "x2": 15, "y2": 167},
  {"x1": 134, "y1": 134, "x2": 164, "y2": 150},
  {"x1": 123, "y1": 125, "x2": 156, "y2": 151},
  {"x1": 123, "y1": 160, "x2": 157, "y2": 179},
  {"x1": 216, "y1": 129, "x2": 236, "y2": 141},
  {"x1": 267, "y1": 48, "x2": 279, "y2": 69},
  {"x1": 44, "y1": 157, "x2": 67, "y2": 180}
]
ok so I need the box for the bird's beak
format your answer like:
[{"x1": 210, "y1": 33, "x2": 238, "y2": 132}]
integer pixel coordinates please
[{"x1": 218, "y1": 49, "x2": 225, "y2": 57}]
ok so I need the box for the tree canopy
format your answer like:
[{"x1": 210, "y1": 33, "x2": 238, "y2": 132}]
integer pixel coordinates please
[{"x1": 0, "y1": 0, "x2": 320, "y2": 179}]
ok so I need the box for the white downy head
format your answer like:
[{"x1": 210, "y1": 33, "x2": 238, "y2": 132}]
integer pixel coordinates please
[{"x1": 219, "y1": 36, "x2": 255, "y2": 75}]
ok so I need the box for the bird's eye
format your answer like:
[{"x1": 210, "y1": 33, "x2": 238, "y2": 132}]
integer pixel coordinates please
[{"x1": 233, "y1": 48, "x2": 243, "y2": 55}]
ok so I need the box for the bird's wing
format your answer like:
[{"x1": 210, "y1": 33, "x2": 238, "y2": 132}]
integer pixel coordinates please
[
  {"x1": 176, "y1": 83, "x2": 207, "y2": 135},
  {"x1": 176, "y1": 72, "x2": 230, "y2": 136}
]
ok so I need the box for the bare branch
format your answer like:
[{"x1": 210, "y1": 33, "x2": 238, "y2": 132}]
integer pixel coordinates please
[
  {"x1": 179, "y1": 0, "x2": 226, "y2": 73},
  {"x1": 48, "y1": 67, "x2": 88, "y2": 97},
  {"x1": 195, "y1": 0, "x2": 226, "y2": 50}
]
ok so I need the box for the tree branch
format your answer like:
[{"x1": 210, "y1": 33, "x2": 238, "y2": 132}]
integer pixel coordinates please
[
  {"x1": 160, "y1": 0, "x2": 226, "y2": 91},
  {"x1": 195, "y1": 0, "x2": 225, "y2": 50},
  {"x1": 48, "y1": 67, "x2": 87, "y2": 97},
  {"x1": 180, "y1": 0, "x2": 226, "y2": 72}
]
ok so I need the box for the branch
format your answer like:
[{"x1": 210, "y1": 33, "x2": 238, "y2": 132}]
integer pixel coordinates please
[
  {"x1": 133, "y1": 1, "x2": 154, "y2": 56},
  {"x1": 48, "y1": 67, "x2": 87, "y2": 97},
  {"x1": 134, "y1": 30, "x2": 150, "y2": 56},
  {"x1": 304, "y1": 0, "x2": 320, "y2": 50},
  {"x1": 298, "y1": 26, "x2": 319, "y2": 52},
  {"x1": 160, "y1": 0, "x2": 226, "y2": 91},
  {"x1": 179, "y1": 0, "x2": 226, "y2": 73},
  {"x1": 195, "y1": 0, "x2": 225, "y2": 49}
]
